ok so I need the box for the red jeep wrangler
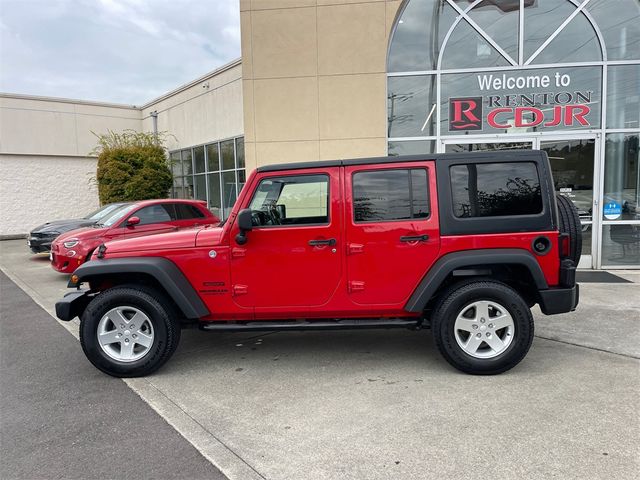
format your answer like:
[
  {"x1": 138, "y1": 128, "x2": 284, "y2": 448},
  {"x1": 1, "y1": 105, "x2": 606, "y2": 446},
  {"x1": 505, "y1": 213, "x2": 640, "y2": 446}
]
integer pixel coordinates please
[{"x1": 56, "y1": 151, "x2": 580, "y2": 377}]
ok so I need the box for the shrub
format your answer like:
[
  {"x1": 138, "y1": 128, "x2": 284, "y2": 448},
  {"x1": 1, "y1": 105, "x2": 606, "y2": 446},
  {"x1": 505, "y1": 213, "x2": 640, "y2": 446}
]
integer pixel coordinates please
[{"x1": 93, "y1": 130, "x2": 174, "y2": 204}]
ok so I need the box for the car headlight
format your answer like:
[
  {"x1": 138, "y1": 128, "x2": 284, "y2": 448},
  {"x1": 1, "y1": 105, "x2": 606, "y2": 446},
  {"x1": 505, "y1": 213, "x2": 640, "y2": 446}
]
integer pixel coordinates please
[{"x1": 63, "y1": 238, "x2": 79, "y2": 248}]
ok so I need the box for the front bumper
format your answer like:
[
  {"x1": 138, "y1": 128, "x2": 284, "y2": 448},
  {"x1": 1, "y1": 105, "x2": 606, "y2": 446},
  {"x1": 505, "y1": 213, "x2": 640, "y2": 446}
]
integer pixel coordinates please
[
  {"x1": 51, "y1": 251, "x2": 84, "y2": 274},
  {"x1": 27, "y1": 236, "x2": 55, "y2": 253},
  {"x1": 538, "y1": 284, "x2": 579, "y2": 315},
  {"x1": 55, "y1": 290, "x2": 91, "y2": 321}
]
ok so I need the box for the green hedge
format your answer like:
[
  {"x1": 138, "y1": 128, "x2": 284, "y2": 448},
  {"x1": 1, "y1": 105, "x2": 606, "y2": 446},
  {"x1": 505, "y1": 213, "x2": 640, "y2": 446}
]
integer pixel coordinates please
[{"x1": 94, "y1": 130, "x2": 173, "y2": 204}]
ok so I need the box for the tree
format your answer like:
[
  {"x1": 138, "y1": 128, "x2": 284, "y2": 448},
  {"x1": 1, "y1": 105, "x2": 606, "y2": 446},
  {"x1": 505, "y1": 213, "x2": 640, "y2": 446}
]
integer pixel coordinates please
[{"x1": 93, "y1": 130, "x2": 173, "y2": 204}]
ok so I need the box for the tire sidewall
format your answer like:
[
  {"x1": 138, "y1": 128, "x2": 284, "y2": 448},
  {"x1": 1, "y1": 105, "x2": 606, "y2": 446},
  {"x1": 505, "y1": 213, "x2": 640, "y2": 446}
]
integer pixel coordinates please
[
  {"x1": 434, "y1": 281, "x2": 534, "y2": 374},
  {"x1": 80, "y1": 287, "x2": 174, "y2": 377}
]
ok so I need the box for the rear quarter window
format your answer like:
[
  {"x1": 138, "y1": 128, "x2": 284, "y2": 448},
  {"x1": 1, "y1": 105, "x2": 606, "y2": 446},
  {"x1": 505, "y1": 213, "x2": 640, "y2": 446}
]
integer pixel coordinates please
[
  {"x1": 175, "y1": 203, "x2": 206, "y2": 219},
  {"x1": 450, "y1": 162, "x2": 542, "y2": 218}
]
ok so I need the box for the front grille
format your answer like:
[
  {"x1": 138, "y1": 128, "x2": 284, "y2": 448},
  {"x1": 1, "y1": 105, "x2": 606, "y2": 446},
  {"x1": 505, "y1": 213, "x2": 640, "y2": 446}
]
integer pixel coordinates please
[{"x1": 31, "y1": 232, "x2": 58, "y2": 239}]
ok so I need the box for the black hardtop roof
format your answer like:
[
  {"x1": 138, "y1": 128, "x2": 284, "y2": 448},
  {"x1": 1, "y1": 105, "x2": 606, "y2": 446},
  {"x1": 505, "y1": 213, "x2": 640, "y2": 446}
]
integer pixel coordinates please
[{"x1": 256, "y1": 150, "x2": 545, "y2": 173}]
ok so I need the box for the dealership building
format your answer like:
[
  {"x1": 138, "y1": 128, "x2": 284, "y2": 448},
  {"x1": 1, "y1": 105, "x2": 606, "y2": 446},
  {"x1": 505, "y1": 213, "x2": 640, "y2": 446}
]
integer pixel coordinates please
[{"x1": 1, "y1": 0, "x2": 638, "y2": 269}]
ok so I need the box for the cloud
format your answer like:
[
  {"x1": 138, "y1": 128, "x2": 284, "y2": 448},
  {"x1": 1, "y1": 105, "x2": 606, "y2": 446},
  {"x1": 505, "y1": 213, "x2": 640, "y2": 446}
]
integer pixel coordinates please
[{"x1": 0, "y1": 0, "x2": 240, "y2": 104}]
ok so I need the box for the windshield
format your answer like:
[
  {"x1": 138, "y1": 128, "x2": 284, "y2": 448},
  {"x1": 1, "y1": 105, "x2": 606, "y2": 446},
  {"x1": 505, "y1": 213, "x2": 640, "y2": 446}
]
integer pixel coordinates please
[
  {"x1": 84, "y1": 203, "x2": 127, "y2": 221},
  {"x1": 98, "y1": 204, "x2": 138, "y2": 227}
]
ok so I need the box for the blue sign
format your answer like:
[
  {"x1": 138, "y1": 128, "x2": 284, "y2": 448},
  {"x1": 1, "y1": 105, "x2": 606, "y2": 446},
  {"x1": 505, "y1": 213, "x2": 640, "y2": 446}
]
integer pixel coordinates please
[{"x1": 603, "y1": 202, "x2": 622, "y2": 220}]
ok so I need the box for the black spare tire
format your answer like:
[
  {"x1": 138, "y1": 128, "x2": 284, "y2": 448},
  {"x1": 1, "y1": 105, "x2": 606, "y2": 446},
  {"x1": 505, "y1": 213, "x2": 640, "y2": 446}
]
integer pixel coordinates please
[{"x1": 556, "y1": 193, "x2": 582, "y2": 264}]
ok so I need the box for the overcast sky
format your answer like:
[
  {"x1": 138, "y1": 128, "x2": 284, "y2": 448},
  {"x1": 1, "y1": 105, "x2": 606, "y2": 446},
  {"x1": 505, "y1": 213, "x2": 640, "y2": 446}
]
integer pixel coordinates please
[{"x1": 0, "y1": 0, "x2": 240, "y2": 105}]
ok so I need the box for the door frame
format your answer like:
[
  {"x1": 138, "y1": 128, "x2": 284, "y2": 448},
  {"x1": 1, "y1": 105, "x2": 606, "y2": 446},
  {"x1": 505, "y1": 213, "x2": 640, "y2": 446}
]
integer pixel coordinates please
[{"x1": 439, "y1": 133, "x2": 602, "y2": 269}]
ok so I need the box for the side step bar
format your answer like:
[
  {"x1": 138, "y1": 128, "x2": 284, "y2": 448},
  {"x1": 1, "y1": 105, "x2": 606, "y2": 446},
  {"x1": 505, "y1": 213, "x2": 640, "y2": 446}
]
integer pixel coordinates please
[{"x1": 200, "y1": 318, "x2": 421, "y2": 332}]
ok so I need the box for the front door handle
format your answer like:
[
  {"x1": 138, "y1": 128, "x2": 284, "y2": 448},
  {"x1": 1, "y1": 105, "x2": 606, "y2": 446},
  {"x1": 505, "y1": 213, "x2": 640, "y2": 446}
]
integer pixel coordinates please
[
  {"x1": 309, "y1": 238, "x2": 336, "y2": 246},
  {"x1": 400, "y1": 234, "x2": 429, "y2": 243}
]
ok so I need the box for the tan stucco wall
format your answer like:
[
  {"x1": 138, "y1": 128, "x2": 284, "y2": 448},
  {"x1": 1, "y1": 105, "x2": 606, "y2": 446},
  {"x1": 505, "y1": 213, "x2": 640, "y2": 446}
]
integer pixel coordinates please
[
  {"x1": 240, "y1": 0, "x2": 403, "y2": 167},
  {"x1": 140, "y1": 60, "x2": 244, "y2": 155},
  {"x1": 0, "y1": 94, "x2": 142, "y2": 157}
]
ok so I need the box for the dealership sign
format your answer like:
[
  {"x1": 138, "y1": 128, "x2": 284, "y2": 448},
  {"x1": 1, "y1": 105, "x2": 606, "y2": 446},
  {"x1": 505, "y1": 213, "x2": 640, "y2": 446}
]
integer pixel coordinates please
[{"x1": 449, "y1": 71, "x2": 594, "y2": 131}]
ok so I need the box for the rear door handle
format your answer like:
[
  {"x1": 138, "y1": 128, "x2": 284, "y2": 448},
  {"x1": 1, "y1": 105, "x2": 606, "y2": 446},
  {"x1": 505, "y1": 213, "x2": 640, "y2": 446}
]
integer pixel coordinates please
[
  {"x1": 309, "y1": 238, "x2": 336, "y2": 246},
  {"x1": 400, "y1": 234, "x2": 429, "y2": 243}
]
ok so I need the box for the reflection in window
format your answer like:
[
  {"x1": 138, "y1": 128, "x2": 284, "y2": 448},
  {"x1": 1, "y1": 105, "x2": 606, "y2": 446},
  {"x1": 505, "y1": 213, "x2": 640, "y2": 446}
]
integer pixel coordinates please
[
  {"x1": 388, "y1": 140, "x2": 435, "y2": 156},
  {"x1": 181, "y1": 149, "x2": 192, "y2": 176},
  {"x1": 529, "y1": 13, "x2": 601, "y2": 64},
  {"x1": 468, "y1": 0, "x2": 519, "y2": 62},
  {"x1": 450, "y1": 162, "x2": 542, "y2": 218},
  {"x1": 353, "y1": 169, "x2": 430, "y2": 222},
  {"x1": 607, "y1": 65, "x2": 640, "y2": 130},
  {"x1": 603, "y1": 134, "x2": 640, "y2": 222},
  {"x1": 387, "y1": 0, "x2": 456, "y2": 72},
  {"x1": 194, "y1": 146, "x2": 206, "y2": 174},
  {"x1": 207, "y1": 143, "x2": 220, "y2": 171},
  {"x1": 248, "y1": 175, "x2": 329, "y2": 226},
  {"x1": 223, "y1": 171, "x2": 237, "y2": 220},
  {"x1": 602, "y1": 225, "x2": 640, "y2": 266},
  {"x1": 207, "y1": 172, "x2": 221, "y2": 219},
  {"x1": 442, "y1": 19, "x2": 511, "y2": 69},
  {"x1": 135, "y1": 205, "x2": 173, "y2": 225},
  {"x1": 169, "y1": 136, "x2": 245, "y2": 220},
  {"x1": 587, "y1": 0, "x2": 640, "y2": 61},
  {"x1": 523, "y1": 0, "x2": 575, "y2": 61},
  {"x1": 388, "y1": 76, "x2": 436, "y2": 137},
  {"x1": 541, "y1": 139, "x2": 595, "y2": 223},
  {"x1": 445, "y1": 142, "x2": 532, "y2": 153},
  {"x1": 194, "y1": 174, "x2": 207, "y2": 202},
  {"x1": 221, "y1": 140, "x2": 235, "y2": 171}
]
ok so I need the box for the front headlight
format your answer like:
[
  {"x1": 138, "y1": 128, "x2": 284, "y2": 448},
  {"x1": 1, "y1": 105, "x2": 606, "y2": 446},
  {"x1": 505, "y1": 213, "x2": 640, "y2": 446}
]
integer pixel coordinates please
[{"x1": 63, "y1": 238, "x2": 79, "y2": 248}]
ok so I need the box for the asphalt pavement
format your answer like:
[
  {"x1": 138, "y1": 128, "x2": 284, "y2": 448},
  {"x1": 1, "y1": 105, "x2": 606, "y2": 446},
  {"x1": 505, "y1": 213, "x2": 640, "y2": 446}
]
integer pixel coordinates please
[{"x1": 0, "y1": 271, "x2": 226, "y2": 480}]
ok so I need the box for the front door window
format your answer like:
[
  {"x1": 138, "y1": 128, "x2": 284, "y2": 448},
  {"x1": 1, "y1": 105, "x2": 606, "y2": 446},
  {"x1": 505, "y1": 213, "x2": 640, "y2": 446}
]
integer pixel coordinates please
[{"x1": 230, "y1": 170, "x2": 341, "y2": 312}]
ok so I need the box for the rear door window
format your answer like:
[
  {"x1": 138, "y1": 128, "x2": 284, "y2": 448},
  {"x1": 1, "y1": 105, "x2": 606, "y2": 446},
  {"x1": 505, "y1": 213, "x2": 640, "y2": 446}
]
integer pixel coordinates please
[
  {"x1": 175, "y1": 203, "x2": 206, "y2": 220},
  {"x1": 134, "y1": 204, "x2": 175, "y2": 225},
  {"x1": 352, "y1": 168, "x2": 430, "y2": 222},
  {"x1": 450, "y1": 162, "x2": 542, "y2": 218}
]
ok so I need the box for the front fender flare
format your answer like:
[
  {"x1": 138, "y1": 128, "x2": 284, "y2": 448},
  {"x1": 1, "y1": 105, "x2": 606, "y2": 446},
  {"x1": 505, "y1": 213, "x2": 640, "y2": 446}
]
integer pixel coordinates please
[
  {"x1": 70, "y1": 257, "x2": 209, "y2": 319},
  {"x1": 404, "y1": 249, "x2": 549, "y2": 312}
]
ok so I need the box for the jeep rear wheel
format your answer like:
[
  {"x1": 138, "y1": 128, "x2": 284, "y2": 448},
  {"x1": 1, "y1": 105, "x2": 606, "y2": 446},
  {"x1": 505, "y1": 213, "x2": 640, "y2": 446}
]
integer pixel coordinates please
[
  {"x1": 432, "y1": 280, "x2": 534, "y2": 375},
  {"x1": 80, "y1": 286, "x2": 180, "y2": 378}
]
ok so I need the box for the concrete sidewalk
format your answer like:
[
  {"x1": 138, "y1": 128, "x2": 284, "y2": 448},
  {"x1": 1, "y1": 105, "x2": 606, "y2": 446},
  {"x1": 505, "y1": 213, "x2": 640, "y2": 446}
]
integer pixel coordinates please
[{"x1": 1, "y1": 239, "x2": 639, "y2": 480}]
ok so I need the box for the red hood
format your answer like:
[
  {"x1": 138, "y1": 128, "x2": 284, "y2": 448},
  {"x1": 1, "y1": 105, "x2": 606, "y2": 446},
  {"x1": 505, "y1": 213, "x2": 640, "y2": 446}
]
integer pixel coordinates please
[
  {"x1": 104, "y1": 228, "x2": 203, "y2": 254},
  {"x1": 195, "y1": 226, "x2": 224, "y2": 246},
  {"x1": 54, "y1": 226, "x2": 108, "y2": 244}
]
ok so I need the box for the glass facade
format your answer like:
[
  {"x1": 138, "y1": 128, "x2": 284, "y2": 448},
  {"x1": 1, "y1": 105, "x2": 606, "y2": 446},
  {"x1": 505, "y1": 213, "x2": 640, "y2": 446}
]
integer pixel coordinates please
[
  {"x1": 170, "y1": 136, "x2": 246, "y2": 220},
  {"x1": 387, "y1": 0, "x2": 640, "y2": 268}
]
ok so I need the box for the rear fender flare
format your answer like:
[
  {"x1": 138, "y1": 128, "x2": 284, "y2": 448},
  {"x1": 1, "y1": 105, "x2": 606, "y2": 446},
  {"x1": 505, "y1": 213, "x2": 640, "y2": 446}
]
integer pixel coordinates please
[
  {"x1": 71, "y1": 257, "x2": 209, "y2": 319},
  {"x1": 405, "y1": 249, "x2": 548, "y2": 312}
]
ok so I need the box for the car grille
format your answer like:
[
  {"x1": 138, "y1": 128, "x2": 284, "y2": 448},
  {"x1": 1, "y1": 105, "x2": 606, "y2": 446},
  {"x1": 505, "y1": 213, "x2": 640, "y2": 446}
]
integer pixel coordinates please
[{"x1": 30, "y1": 232, "x2": 58, "y2": 239}]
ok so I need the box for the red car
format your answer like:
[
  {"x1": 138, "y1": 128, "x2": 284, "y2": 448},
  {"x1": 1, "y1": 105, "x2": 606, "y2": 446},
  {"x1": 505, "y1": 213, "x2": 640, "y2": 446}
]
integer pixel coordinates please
[
  {"x1": 51, "y1": 199, "x2": 218, "y2": 274},
  {"x1": 57, "y1": 151, "x2": 580, "y2": 377}
]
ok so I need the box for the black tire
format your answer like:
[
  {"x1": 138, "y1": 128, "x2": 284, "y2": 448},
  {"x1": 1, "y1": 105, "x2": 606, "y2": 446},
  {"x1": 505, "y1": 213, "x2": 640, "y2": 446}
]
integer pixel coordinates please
[
  {"x1": 556, "y1": 193, "x2": 582, "y2": 264},
  {"x1": 80, "y1": 285, "x2": 181, "y2": 378},
  {"x1": 432, "y1": 280, "x2": 534, "y2": 375}
]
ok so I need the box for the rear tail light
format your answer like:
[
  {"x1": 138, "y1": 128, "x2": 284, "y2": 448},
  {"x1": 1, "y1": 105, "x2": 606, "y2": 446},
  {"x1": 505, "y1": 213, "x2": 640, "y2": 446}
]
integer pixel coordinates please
[{"x1": 559, "y1": 233, "x2": 570, "y2": 258}]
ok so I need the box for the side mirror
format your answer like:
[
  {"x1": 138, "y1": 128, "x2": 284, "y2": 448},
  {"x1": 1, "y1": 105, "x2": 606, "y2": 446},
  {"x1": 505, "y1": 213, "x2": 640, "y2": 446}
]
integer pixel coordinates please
[
  {"x1": 235, "y1": 209, "x2": 253, "y2": 245},
  {"x1": 126, "y1": 216, "x2": 140, "y2": 227}
]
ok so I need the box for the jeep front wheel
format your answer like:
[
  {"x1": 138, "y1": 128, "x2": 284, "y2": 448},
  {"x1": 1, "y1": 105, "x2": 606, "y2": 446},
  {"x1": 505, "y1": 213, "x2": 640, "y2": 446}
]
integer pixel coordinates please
[
  {"x1": 80, "y1": 286, "x2": 180, "y2": 377},
  {"x1": 432, "y1": 280, "x2": 534, "y2": 375}
]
